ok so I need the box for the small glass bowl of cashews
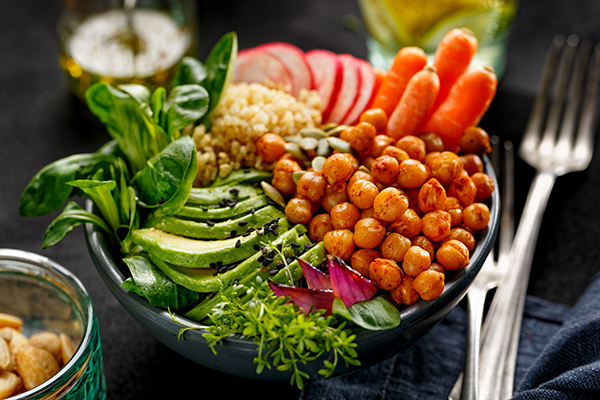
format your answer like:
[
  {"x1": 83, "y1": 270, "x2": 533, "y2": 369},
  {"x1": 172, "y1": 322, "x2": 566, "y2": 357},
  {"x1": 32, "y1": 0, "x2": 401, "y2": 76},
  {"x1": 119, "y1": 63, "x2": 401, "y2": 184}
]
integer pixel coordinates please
[{"x1": 0, "y1": 249, "x2": 106, "y2": 400}]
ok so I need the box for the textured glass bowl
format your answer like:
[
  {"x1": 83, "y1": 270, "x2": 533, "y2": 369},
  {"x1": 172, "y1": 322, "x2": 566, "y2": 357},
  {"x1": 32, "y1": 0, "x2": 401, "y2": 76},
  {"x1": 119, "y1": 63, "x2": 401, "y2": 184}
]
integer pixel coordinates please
[
  {"x1": 0, "y1": 249, "x2": 106, "y2": 399},
  {"x1": 85, "y1": 156, "x2": 499, "y2": 382}
]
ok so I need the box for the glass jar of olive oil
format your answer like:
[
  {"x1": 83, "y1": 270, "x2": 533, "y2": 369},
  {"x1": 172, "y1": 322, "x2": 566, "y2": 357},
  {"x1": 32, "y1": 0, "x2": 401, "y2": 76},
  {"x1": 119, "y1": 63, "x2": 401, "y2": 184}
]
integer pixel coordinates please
[{"x1": 57, "y1": 0, "x2": 198, "y2": 100}]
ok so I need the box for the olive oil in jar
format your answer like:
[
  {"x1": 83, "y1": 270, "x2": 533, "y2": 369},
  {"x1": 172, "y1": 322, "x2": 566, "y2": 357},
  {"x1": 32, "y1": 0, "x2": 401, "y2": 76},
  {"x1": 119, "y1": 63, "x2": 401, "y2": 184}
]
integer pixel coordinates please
[{"x1": 59, "y1": 8, "x2": 195, "y2": 99}]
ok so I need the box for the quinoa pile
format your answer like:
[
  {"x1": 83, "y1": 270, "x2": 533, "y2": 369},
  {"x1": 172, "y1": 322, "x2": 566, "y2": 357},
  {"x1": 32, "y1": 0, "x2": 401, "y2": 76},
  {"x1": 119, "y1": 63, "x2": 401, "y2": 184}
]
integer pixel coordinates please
[{"x1": 191, "y1": 82, "x2": 322, "y2": 187}]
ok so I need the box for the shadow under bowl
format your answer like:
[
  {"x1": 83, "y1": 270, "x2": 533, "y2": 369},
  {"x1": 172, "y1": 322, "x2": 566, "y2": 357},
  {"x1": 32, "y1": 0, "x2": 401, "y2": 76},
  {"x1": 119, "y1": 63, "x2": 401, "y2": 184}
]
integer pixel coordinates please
[{"x1": 84, "y1": 156, "x2": 499, "y2": 382}]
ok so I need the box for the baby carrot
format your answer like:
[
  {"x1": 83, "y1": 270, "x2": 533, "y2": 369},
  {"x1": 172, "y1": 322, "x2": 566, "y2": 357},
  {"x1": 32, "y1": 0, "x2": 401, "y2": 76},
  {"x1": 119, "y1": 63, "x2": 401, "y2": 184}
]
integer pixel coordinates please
[
  {"x1": 386, "y1": 65, "x2": 440, "y2": 140},
  {"x1": 424, "y1": 65, "x2": 498, "y2": 152},
  {"x1": 371, "y1": 67, "x2": 387, "y2": 102},
  {"x1": 431, "y1": 28, "x2": 479, "y2": 112},
  {"x1": 371, "y1": 46, "x2": 428, "y2": 118}
]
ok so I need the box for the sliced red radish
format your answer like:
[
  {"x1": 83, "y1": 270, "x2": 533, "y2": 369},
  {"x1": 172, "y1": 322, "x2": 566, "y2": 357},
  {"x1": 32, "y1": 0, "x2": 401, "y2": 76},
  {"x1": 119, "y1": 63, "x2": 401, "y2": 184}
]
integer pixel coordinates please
[
  {"x1": 305, "y1": 49, "x2": 343, "y2": 122},
  {"x1": 256, "y1": 42, "x2": 313, "y2": 97},
  {"x1": 325, "y1": 54, "x2": 361, "y2": 125},
  {"x1": 341, "y1": 58, "x2": 377, "y2": 126},
  {"x1": 233, "y1": 48, "x2": 295, "y2": 94}
]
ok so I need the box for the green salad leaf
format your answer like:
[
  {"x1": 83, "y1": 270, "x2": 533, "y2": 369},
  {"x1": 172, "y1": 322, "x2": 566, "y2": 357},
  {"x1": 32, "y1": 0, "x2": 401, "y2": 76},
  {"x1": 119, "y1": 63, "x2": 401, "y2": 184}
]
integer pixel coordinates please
[
  {"x1": 164, "y1": 84, "x2": 209, "y2": 137},
  {"x1": 171, "y1": 56, "x2": 208, "y2": 87},
  {"x1": 122, "y1": 254, "x2": 201, "y2": 311},
  {"x1": 332, "y1": 296, "x2": 401, "y2": 331}
]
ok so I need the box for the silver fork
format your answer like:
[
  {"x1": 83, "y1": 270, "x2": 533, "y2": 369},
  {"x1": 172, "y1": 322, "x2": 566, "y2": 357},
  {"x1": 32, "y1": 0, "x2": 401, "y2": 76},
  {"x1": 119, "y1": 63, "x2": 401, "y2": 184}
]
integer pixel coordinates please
[
  {"x1": 448, "y1": 137, "x2": 515, "y2": 400},
  {"x1": 477, "y1": 34, "x2": 600, "y2": 400}
]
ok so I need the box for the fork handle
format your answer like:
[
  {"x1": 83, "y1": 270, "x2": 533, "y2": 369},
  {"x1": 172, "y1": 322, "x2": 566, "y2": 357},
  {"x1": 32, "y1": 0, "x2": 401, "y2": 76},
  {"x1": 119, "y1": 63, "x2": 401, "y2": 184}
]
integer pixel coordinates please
[
  {"x1": 478, "y1": 170, "x2": 556, "y2": 400},
  {"x1": 459, "y1": 288, "x2": 487, "y2": 400}
]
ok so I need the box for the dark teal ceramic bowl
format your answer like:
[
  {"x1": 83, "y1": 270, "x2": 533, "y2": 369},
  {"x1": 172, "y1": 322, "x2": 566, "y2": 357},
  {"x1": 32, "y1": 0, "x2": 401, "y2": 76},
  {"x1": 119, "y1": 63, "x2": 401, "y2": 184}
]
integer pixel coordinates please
[{"x1": 84, "y1": 156, "x2": 499, "y2": 382}]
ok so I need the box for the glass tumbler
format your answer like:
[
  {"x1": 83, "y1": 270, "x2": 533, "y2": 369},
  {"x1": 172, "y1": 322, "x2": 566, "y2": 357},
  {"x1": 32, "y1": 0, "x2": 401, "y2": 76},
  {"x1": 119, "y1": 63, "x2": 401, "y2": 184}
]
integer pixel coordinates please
[
  {"x1": 0, "y1": 249, "x2": 106, "y2": 399},
  {"x1": 57, "y1": 0, "x2": 198, "y2": 99}
]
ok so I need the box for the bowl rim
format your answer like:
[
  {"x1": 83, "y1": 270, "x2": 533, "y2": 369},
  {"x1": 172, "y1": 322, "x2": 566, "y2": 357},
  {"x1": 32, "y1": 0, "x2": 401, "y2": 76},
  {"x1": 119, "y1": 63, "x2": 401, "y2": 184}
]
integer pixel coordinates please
[
  {"x1": 0, "y1": 248, "x2": 99, "y2": 397},
  {"x1": 84, "y1": 153, "x2": 500, "y2": 349}
]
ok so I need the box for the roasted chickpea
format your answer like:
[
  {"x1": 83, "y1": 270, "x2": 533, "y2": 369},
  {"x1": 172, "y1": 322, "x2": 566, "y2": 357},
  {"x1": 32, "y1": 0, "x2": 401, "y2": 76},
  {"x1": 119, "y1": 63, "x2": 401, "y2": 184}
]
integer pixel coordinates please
[
  {"x1": 462, "y1": 203, "x2": 490, "y2": 231},
  {"x1": 390, "y1": 275, "x2": 420, "y2": 306},
  {"x1": 419, "y1": 132, "x2": 445, "y2": 153},
  {"x1": 360, "y1": 207, "x2": 389, "y2": 227},
  {"x1": 347, "y1": 122, "x2": 377, "y2": 153},
  {"x1": 389, "y1": 208, "x2": 422, "y2": 238},
  {"x1": 348, "y1": 179, "x2": 379, "y2": 209},
  {"x1": 284, "y1": 196, "x2": 314, "y2": 224},
  {"x1": 382, "y1": 146, "x2": 410, "y2": 163},
  {"x1": 471, "y1": 172, "x2": 495, "y2": 202},
  {"x1": 445, "y1": 196, "x2": 463, "y2": 226},
  {"x1": 308, "y1": 213, "x2": 334, "y2": 243},
  {"x1": 347, "y1": 170, "x2": 376, "y2": 196},
  {"x1": 411, "y1": 235, "x2": 435, "y2": 261},
  {"x1": 330, "y1": 202, "x2": 361, "y2": 230},
  {"x1": 460, "y1": 154, "x2": 485, "y2": 175},
  {"x1": 418, "y1": 178, "x2": 447, "y2": 213},
  {"x1": 371, "y1": 135, "x2": 396, "y2": 158},
  {"x1": 414, "y1": 268, "x2": 445, "y2": 301},
  {"x1": 338, "y1": 127, "x2": 352, "y2": 142},
  {"x1": 353, "y1": 217, "x2": 387, "y2": 249},
  {"x1": 448, "y1": 174, "x2": 477, "y2": 207},
  {"x1": 369, "y1": 258, "x2": 403, "y2": 290},
  {"x1": 343, "y1": 152, "x2": 360, "y2": 172},
  {"x1": 256, "y1": 133, "x2": 287, "y2": 163},
  {"x1": 296, "y1": 171, "x2": 327, "y2": 202},
  {"x1": 324, "y1": 229, "x2": 355, "y2": 260},
  {"x1": 359, "y1": 108, "x2": 388, "y2": 134},
  {"x1": 396, "y1": 135, "x2": 427, "y2": 162},
  {"x1": 320, "y1": 182, "x2": 348, "y2": 213},
  {"x1": 436, "y1": 239, "x2": 470, "y2": 270},
  {"x1": 351, "y1": 248, "x2": 382, "y2": 278},
  {"x1": 322, "y1": 153, "x2": 355, "y2": 185},
  {"x1": 430, "y1": 151, "x2": 464, "y2": 184},
  {"x1": 424, "y1": 151, "x2": 442, "y2": 169},
  {"x1": 397, "y1": 159, "x2": 430, "y2": 189},
  {"x1": 459, "y1": 126, "x2": 492, "y2": 154},
  {"x1": 381, "y1": 232, "x2": 412, "y2": 262},
  {"x1": 371, "y1": 155, "x2": 400, "y2": 186},
  {"x1": 360, "y1": 155, "x2": 375, "y2": 171},
  {"x1": 421, "y1": 210, "x2": 452, "y2": 242},
  {"x1": 272, "y1": 158, "x2": 302, "y2": 197},
  {"x1": 443, "y1": 227, "x2": 476, "y2": 251},
  {"x1": 402, "y1": 245, "x2": 432, "y2": 277},
  {"x1": 372, "y1": 187, "x2": 409, "y2": 222}
]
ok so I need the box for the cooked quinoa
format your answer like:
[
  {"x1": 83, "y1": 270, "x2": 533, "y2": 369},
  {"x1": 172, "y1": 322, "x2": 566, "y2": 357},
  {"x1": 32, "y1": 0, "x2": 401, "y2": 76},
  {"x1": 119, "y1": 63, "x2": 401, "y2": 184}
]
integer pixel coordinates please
[{"x1": 191, "y1": 82, "x2": 322, "y2": 187}]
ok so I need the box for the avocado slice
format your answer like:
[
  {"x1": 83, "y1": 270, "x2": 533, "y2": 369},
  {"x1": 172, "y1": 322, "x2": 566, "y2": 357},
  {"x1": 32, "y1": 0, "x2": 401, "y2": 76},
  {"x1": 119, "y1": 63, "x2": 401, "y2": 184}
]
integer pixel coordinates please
[
  {"x1": 149, "y1": 224, "x2": 309, "y2": 292},
  {"x1": 184, "y1": 240, "x2": 328, "y2": 322},
  {"x1": 186, "y1": 183, "x2": 262, "y2": 206},
  {"x1": 144, "y1": 205, "x2": 284, "y2": 240},
  {"x1": 131, "y1": 216, "x2": 290, "y2": 268},
  {"x1": 175, "y1": 194, "x2": 272, "y2": 221},
  {"x1": 209, "y1": 168, "x2": 273, "y2": 187}
]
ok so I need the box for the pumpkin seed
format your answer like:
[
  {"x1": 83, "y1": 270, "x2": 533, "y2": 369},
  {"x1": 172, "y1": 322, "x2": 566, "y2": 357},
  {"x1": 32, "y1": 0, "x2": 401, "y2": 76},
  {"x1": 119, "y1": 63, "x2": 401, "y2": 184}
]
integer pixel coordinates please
[
  {"x1": 316, "y1": 138, "x2": 332, "y2": 157},
  {"x1": 311, "y1": 156, "x2": 327, "y2": 172},
  {"x1": 284, "y1": 142, "x2": 308, "y2": 161},
  {"x1": 261, "y1": 181, "x2": 286, "y2": 207},
  {"x1": 284, "y1": 135, "x2": 301, "y2": 143},
  {"x1": 299, "y1": 127, "x2": 327, "y2": 139},
  {"x1": 321, "y1": 123, "x2": 339, "y2": 131},
  {"x1": 326, "y1": 125, "x2": 349, "y2": 137},
  {"x1": 359, "y1": 165, "x2": 372, "y2": 175},
  {"x1": 327, "y1": 137, "x2": 353, "y2": 153},
  {"x1": 298, "y1": 137, "x2": 319, "y2": 151},
  {"x1": 292, "y1": 170, "x2": 307, "y2": 184}
]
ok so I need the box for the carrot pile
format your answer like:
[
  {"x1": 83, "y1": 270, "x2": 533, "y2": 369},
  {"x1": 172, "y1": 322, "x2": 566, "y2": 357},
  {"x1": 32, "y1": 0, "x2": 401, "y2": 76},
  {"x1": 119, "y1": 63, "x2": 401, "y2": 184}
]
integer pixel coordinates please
[{"x1": 375, "y1": 28, "x2": 497, "y2": 152}]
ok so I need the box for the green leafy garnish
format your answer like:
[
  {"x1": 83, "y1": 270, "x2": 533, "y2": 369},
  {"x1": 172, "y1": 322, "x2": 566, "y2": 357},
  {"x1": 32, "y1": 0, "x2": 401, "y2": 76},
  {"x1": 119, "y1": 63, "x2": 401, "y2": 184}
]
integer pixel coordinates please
[{"x1": 332, "y1": 296, "x2": 401, "y2": 331}]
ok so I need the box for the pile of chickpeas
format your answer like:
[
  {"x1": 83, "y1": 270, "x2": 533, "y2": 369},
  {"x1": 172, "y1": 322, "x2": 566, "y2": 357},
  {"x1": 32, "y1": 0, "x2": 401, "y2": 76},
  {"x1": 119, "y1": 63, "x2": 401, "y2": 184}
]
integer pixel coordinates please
[{"x1": 266, "y1": 107, "x2": 494, "y2": 307}]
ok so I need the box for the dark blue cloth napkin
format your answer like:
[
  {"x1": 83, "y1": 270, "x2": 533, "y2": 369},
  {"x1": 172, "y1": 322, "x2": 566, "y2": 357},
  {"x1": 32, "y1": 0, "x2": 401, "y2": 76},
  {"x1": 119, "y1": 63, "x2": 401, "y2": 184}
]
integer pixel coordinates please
[{"x1": 300, "y1": 272, "x2": 600, "y2": 399}]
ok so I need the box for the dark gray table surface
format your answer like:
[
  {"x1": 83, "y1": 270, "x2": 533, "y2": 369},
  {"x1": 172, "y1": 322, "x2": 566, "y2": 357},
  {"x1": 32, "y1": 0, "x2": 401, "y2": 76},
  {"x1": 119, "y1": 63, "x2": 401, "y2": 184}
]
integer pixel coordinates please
[{"x1": 1, "y1": 0, "x2": 600, "y2": 398}]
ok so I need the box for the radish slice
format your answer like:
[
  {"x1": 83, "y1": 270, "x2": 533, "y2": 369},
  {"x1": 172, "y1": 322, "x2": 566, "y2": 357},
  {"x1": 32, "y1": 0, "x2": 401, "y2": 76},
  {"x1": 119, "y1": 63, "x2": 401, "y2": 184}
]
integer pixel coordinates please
[
  {"x1": 299, "y1": 259, "x2": 332, "y2": 290},
  {"x1": 341, "y1": 58, "x2": 377, "y2": 126},
  {"x1": 233, "y1": 48, "x2": 295, "y2": 94},
  {"x1": 325, "y1": 54, "x2": 361, "y2": 124},
  {"x1": 256, "y1": 42, "x2": 313, "y2": 97},
  {"x1": 328, "y1": 256, "x2": 377, "y2": 308},
  {"x1": 268, "y1": 280, "x2": 335, "y2": 315},
  {"x1": 305, "y1": 49, "x2": 343, "y2": 121}
]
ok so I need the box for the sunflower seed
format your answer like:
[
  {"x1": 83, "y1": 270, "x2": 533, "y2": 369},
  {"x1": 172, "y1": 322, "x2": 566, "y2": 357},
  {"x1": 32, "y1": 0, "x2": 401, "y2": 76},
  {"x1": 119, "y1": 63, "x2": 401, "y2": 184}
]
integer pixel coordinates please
[
  {"x1": 299, "y1": 127, "x2": 327, "y2": 139},
  {"x1": 326, "y1": 125, "x2": 349, "y2": 137},
  {"x1": 298, "y1": 137, "x2": 319, "y2": 151},
  {"x1": 321, "y1": 122, "x2": 339, "y2": 131},
  {"x1": 284, "y1": 142, "x2": 308, "y2": 161},
  {"x1": 292, "y1": 170, "x2": 307, "y2": 184},
  {"x1": 284, "y1": 135, "x2": 301, "y2": 143},
  {"x1": 327, "y1": 137, "x2": 353, "y2": 153},
  {"x1": 316, "y1": 138, "x2": 332, "y2": 157},
  {"x1": 261, "y1": 181, "x2": 286, "y2": 207},
  {"x1": 359, "y1": 165, "x2": 372, "y2": 174}
]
